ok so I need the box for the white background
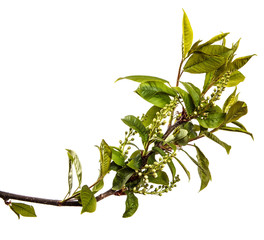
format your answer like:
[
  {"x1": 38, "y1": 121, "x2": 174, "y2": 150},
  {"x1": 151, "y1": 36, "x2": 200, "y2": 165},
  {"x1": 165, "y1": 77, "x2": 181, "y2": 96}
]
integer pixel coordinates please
[{"x1": 0, "y1": 0, "x2": 263, "y2": 239}]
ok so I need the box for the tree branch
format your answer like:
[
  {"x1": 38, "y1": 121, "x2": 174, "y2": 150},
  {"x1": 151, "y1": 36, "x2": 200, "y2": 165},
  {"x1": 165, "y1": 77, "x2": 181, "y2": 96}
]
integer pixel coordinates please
[{"x1": 0, "y1": 188, "x2": 119, "y2": 207}]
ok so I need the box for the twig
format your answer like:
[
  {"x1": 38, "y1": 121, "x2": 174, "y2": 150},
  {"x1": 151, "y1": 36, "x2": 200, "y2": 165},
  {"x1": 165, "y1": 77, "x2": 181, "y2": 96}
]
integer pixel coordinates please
[{"x1": 0, "y1": 188, "x2": 119, "y2": 207}]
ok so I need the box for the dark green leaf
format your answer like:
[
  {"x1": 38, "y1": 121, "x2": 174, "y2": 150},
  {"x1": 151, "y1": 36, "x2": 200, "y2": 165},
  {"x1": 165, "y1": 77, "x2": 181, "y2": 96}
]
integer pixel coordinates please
[
  {"x1": 182, "y1": 9, "x2": 193, "y2": 58},
  {"x1": 152, "y1": 146, "x2": 166, "y2": 156},
  {"x1": 225, "y1": 101, "x2": 248, "y2": 123},
  {"x1": 109, "y1": 161, "x2": 122, "y2": 172},
  {"x1": 220, "y1": 126, "x2": 254, "y2": 140},
  {"x1": 127, "y1": 153, "x2": 143, "y2": 170},
  {"x1": 230, "y1": 55, "x2": 255, "y2": 71},
  {"x1": 66, "y1": 149, "x2": 82, "y2": 189},
  {"x1": 198, "y1": 106, "x2": 226, "y2": 128},
  {"x1": 181, "y1": 82, "x2": 201, "y2": 107},
  {"x1": 111, "y1": 147, "x2": 125, "y2": 166},
  {"x1": 174, "y1": 157, "x2": 191, "y2": 181},
  {"x1": 112, "y1": 167, "x2": 135, "y2": 191},
  {"x1": 148, "y1": 171, "x2": 169, "y2": 185},
  {"x1": 223, "y1": 87, "x2": 238, "y2": 113},
  {"x1": 174, "y1": 87, "x2": 195, "y2": 114},
  {"x1": 80, "y1": 185, "x2": 97, "y2": 214},
  {"x1": 194, "y1": 145, "x2": 212, "y2": 191},
  {"x1": 182, "y1": 122, "x2": 197, "y2": 139},
  {"x1": 142, "y1": 105, "x2": 161, "y2": 127},
  {"x1": 115, "y1": 75, "x2": 169, "y2": 84},
  {"x1": 122, "y1": 115, "x2": 148, "y2": 143},
  {"x1": 183, "y1": 53, "x2": 226, "y2": 73},
  {"x1": 226, "y1": 71, "x2": 245, "y2": 87},
  {"x1": 203, "y1": 131, "x2": 231, "y2": 154},
  {"x1": 173, "y1": 129, "x2": 189, "y2": 146},
  {"x1": 11, "y1": 203, "x2": 37, "y2": 218},
  {"x1": 123, "y1": 191, "x2": 139, "y2": 218}
]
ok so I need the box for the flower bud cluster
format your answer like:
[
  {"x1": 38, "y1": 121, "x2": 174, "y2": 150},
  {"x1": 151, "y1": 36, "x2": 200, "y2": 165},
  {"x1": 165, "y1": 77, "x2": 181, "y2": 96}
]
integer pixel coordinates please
[
  {"x1": 209, "y1": 71, "x2": 231, "y2": 105},
  {"x1": 118, "y1": 127, "x2": 135, "y2": 155},
  {"x1": 132, "y1": 151, "x2": 179, "y2": 196},
  {"x1": 147, "y1": 98, "x2": 178, "y2": 140},
  {"x1": 193, "y1": 71, "x2": 231, "y2": 119}
]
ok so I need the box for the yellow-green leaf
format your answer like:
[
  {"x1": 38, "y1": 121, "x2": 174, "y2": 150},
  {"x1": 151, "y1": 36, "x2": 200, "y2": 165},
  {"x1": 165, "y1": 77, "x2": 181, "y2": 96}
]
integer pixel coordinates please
[
  {"x1": 80, "y1": 185, "x2": 97, "y2": 214},
  {"x1": 99, "y1": 139, "x2": 112, "y2": 177},
  {"x1": 66, "y1": 149, "x2": 82, "y2": 189},
  {"x1": 115, "y1": 75, "x2": 169, "y2": 84},
  {"x1": 182, "y1": 9, "x2": 193, "y2": 58},
  {"x1": 226, "y1": 71, "x2": 245, "y2": 87}
]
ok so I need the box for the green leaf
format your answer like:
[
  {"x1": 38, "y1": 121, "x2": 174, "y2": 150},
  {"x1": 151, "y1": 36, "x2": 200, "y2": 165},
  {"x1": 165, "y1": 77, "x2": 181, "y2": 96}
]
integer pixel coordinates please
[
  {"x1": 174, "y1": 157, "x2": 191, "y2": 181},
  {"x1": 148, "y1": 170, "x2": 169, "y2": 185},
  {"x1": 93, "y1": 140, "x2": 112, "y2": 193},
  {"x1": 122, "y1": 115, "x2": 148, "y2": 143},
  {"x1": 127, "y1": 153, "x2": 143, "y2": 170},
  {"x1": 109, "y1": 161, "x2": 122, "y2": 172},
  {"x1": 66, "y1": 149, "x2": 82, "y2": 189},
  {"x1": 188, "y1": 40, "x2": 203, "y2": 56},
  {"x1": 202, "y1": 71, "x2": 214, "y2": 93},
  {"x1": 198, "y1": 105, "x2": 226, "y2": 128},
  {"x1": 223, "y1": 87, "x2": 238, "y2": 113},
  {"x1": 80, "y1": 185, "x2": 97, "y2": 214},
  {"x1": 174, "y1": 87, "x2": 195, "y2": 115},
  {"x1": 183, "y1": 53, "x2": 226, "y2": 74},
  {"x1": 197, "y1": 45, "x2": 232, "y2": 58},
  {"x1": 135, "y1": 81, "x2": 176, "y2": 107},
  {"x1": 226, "y1": 71, "x2": 245, "y2": 87},
  {"x1": 123, "y1": 191, "x2": 139, "y2": 218},
  {"x1": 231, "y1": 120, "x2": 247, "y2": 130},
  {"x1": 136, "y1": 81, "x2": 177, "y2": 97},
  {"x1": 173, "y1": 129, "x2": 189, "y2": 146},
  {"x1": 181, "y1": 149, "x2": 200, "y2": 169},
  {"x1": 182, "y1": 122, "x2": 197, "y2": 139},
  {"x1": 220, "y1": 126, "x2": 254, "y2": 140},
  {"x1": 194, "y1": 146, "x2": 212, "y2": 191},
  {"x1": 115, "y1": 75, "x2": 169, "y2": 84},
  {"x1": 66, "y1": 155, "x2": 73, "y2": 197},
  {"x1": 203, "y1": 131, "x2": 231, "y2": 154},
  {"x1": 10, "y1": 203, "x2": 37, "y2": 218},
  {"x1": 111, "y1": 147, "x2": 125, "y2": 166},
  {"x1": 142, "y1": 105, "x2": 161, "y2": 127},
  {"x1": 181, "y1": 82, "x2": 201, "y2": 107},
  {"x1": 112, "y1": 167, "x2": 135, "y2": 191},
  {"x1": 230, "y1": 55, "x2": 255, "y2": 71},
  {"x1": 199, "y1": 32, "x2": 230, "y2": 47},
  {"x1": 225, "y1": 101, "x2": 248, "y2": 123},
  {"x1": 168, "y1": 160, "x2": 176, "y2": 179},
  {"x1": 92, "y1": 179, "x2": 104, "y2": 193},
  {"x1": 182, "y1": 9, "x2": 193, "y2": 58},
  {"x1": 99, "y1": 140, "x2": 112, "y2": 177}
]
